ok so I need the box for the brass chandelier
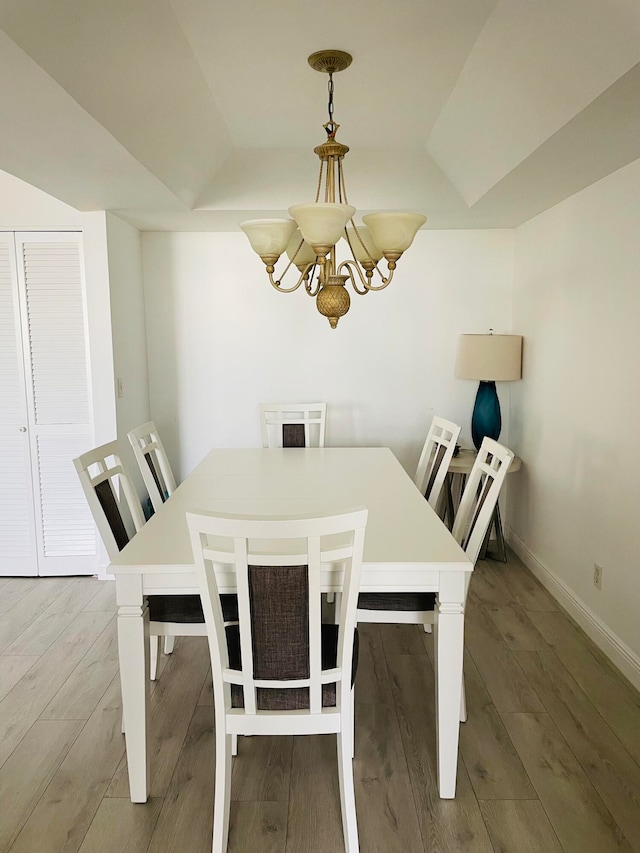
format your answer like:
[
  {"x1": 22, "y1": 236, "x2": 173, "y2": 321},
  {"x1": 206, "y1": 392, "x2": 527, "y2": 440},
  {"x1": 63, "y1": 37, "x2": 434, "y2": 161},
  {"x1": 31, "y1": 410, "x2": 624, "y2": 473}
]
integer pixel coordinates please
[{"x1": 240, "y1": 50, "x2": 426, "y2": 328}]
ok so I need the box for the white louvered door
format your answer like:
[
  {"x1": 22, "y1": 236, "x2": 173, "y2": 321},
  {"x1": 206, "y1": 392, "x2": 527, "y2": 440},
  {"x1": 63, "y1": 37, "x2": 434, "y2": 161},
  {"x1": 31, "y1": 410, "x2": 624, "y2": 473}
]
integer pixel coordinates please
[
  {"x1": 0, "y1": 234, "x2": 39, "y2": 574},
  {"x1": 0, "y1": 232, "x2": 97, "y2": 576}
]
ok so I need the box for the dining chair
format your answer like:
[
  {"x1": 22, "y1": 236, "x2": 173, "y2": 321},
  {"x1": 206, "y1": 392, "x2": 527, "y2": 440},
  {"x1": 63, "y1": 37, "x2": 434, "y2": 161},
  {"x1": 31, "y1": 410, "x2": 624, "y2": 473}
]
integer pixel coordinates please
[
  {"x1": 73, "y1": 441, "x2": 237, "y2": 680},
  {"x1": 259, "y1": 402, "x2": 327, "y2": 448},
  {"x1": 127, "y1": 420, "x2": 177, "y2": 515},
  {"x1": 187, "y1": 506, "x2": 368, "y2": 853},
  {"x1": 413, "y1": 415, "x2": 461, "y2": 512},
  {"x1": 357, "y1": 437, "x2": 514, "y2": 717}
]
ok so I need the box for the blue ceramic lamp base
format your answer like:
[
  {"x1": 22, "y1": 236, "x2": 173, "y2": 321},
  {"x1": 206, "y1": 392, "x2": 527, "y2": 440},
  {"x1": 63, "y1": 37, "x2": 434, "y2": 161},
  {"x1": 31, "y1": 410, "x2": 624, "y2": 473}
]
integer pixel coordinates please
[{"x1": 471, "y1": 380, "x2": 501, "y2": 450}]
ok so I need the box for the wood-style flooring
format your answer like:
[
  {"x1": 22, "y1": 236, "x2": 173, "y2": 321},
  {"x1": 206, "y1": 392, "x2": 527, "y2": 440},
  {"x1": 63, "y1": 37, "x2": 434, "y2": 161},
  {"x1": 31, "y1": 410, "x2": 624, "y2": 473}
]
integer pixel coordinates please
[{"x1": 1, "y1": 551, "x2": 639, "y2": 852}]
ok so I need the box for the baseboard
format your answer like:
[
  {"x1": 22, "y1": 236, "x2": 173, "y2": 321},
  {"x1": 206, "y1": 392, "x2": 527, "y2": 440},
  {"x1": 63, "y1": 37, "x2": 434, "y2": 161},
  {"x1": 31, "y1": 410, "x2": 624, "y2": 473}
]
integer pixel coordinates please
[{"x1": 507, "y1": 527, "x2": 640, "y2": 692}]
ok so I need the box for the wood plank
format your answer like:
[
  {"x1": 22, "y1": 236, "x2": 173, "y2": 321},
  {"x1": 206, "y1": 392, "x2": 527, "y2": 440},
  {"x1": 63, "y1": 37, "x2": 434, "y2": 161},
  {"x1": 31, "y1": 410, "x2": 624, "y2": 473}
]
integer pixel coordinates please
[
  {"x1": 501, "y1": 711, "x2": 632, "y2": 853},
  {"x1": 468, "y1": 560, "x2": 514, "y2": 606},
  {"x1": 490, "y1": 558, "x2": 558, "y2": 612},
  {"x1": 517, "y1": 649, "x2": 640, "y2": 848},
  {"x1": 464, "y1": 598, "x2": 544, "y2": 713},
  {"x1": 0, "y1": 719, "x2": 82, "y2": 852},
  {"x1": 0, "y1": 578, "x2": 73, "y2": 652},
  {"x1": 8, "y1": 676, "x2": 125, "y2": 853},
  {"x1": 146, "y1": 705, "x2": 214, "y2": 853},
  {"x1": 228, "y1": 802, "x2": 287, "y2": 853},
  {"x1": 354, "y1": 701, "x2": 424, "y2": 852},
  {"x1": 82, "y1": 581, "x2": 117, "y2": 613},
  {"x1": 0, "y1": 610, "x2": 113, "y2": 767},
  {"x1": 231, "y1": 734, "x2": 292, "y2": 802},
  {"x1": 0, "y1": 655, "x2": 39, "y2": 703},
  {"x1": 4, "y1": 577, "x2": 103, "y2": 656},
  {"x1": 485, "y1": 601, "x2": 548, "y2": 651},
  {"x1": 285, "y1": 735, "x2": 345, "y2": 853},
  {"x1": 529, "y1": 611, "x2": 640, "y2": 763},
  {"x1": 354, "y1": 622, "x2": 393, "y2": 706},
  {"x1": 40, "y1": 617, "x2": 118, "y2": 721},
  {"x1": 0, "y1": 578, "x2": 40, "y2": 614},
  {"x1": 379, "y1": 623, "x2": 428, "y2": 657},
  {"x1": 386, "y1": 653, "x2": 493, "y2": 852},
  {"x1": 107, "y1": 636, "x2": 211, "y2": 798},
  {"x1": 478, "y1": 800, "x2": 564, "y2": 853},
  {"x1": 458, "y1": 651, "x2": 536, "y2": 800},
  {"x1": 78, "y1": 798, "x2": 163, "y2": 853}
]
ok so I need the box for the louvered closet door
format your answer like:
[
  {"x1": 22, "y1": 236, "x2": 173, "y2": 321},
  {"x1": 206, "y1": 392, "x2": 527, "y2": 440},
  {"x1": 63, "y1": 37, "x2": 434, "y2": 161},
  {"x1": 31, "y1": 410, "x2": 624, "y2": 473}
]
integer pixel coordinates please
[
  {"x1": 0, "y1": 234, "x2": 39, "y2": 575},
  {"x1": 14, "y1": 233, "x2": 96, "y2": 576}
]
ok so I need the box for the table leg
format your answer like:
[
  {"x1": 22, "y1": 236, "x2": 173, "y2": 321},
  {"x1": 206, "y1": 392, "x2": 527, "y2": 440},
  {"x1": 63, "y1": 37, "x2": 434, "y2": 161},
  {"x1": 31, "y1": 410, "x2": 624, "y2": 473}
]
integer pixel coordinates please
[
  {"x1": 434, "y1": 572, "x2": 466, "y2": 798},
  {"x1": 116, "y1": 574, "x2": 150, "y2": 803}
]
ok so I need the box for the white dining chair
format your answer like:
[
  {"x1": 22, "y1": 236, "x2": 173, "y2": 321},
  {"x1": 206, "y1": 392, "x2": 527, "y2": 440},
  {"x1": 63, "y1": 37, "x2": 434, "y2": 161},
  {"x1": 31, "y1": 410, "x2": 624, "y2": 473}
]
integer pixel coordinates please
[
  {"x1": 259, "y1": 402, "x2": 327, "y2": 448},
  {"x1": 127, "y1": 420, "x2": 177, "y2": 515},
  {"x1": 73, "y1": 441, "x2": 236, "y2": 680},
  {"x1": 187, "y1": 506, "x2": 368, "y2": 853},
  {"x1": 413, "y1": 415, "x2": 461, "y2": 511},
  {"x1": 357, "y1": 437, "x2": 514, "y2": 718}
]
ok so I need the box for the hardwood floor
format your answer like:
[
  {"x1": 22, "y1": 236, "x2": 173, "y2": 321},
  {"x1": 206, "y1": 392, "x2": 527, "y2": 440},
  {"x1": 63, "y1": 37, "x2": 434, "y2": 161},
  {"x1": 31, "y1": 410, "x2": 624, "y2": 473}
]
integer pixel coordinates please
[{"x1": 1, "y1": 553, "x2": 639, "y2": 852}]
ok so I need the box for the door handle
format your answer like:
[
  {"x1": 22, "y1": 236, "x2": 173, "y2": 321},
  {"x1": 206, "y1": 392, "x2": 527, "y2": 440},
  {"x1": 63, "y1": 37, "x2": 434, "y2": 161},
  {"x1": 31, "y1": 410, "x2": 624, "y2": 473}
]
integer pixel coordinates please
[{"x1": 19, "y1": 426, "x2": 27, "y2": 432}]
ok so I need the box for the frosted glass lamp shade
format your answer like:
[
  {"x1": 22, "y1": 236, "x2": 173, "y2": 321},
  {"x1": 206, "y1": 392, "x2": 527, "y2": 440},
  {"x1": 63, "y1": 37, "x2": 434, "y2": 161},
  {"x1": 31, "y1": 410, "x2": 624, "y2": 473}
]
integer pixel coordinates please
[
  {"x1": 288, "y1": 203, "x2": 355, "y2": 254},
  {"x1": 362, "y1": 212, "x2": 427, "y2": 256},
  {"x1": 346, "y1": 224, "x2": 383, "y2": 265},
  {"x1": 239, "y1": 218, "x2": 296, "y2": 261},
  {"x1": 455, "y1": 334, "x2": 523, "y2": 381},
  {"x1": 286, "y1": 229, "x2": 317, "y2": 269}
]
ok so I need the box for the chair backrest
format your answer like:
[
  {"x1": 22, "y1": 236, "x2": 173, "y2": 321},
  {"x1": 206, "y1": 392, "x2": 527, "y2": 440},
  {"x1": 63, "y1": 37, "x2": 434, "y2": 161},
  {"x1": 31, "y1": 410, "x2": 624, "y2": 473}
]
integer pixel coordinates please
[
  {"x1": 414, "y1": 415, "x2": 461, "y2": 509},
  {"x1": 187, "y1": 507, "x2": 367, "y2": 719},
  {"x1": 127, "y1": 421, "x2": 177, "y2": 514},
  {"x1": 259, "y1": 402, "x2": 327, "y2": 448},
  {"x1": 73, "y1": 440, "x2": 145, "y2": 560},
  {"x1": 452, "y1": 437, "x2": 514, "y2": 565}
]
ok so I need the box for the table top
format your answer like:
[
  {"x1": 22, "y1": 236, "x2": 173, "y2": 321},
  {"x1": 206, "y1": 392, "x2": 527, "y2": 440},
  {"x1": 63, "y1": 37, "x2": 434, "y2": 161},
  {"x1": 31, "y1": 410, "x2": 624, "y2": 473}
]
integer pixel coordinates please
[
  {"x1": 110, "y1": 447, "x2": 470, "y2": 585},
  {"x1": 448, "y1": 447, "x2": 522, "y2": 475}
]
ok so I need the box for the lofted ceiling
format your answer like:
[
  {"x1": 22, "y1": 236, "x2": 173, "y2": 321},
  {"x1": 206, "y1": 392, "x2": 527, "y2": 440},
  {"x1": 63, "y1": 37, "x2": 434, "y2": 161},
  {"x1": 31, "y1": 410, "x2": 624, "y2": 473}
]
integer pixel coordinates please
[{"x1": 1, "y1": 0, "x2": 639, "y2": 231}]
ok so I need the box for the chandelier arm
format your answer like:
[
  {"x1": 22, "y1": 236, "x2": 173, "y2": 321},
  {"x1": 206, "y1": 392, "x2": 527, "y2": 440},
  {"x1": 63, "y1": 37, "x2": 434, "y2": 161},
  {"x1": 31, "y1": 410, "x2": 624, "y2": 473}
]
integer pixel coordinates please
[
  {"x1": 305, "y1": 267, "x2": 322, "y2": 297},
  {"x1": 362, "y1": 266, "x2": 396, "y2": 291},
  {"x1": 337, "y1": 260, "x2": 371, "y2": 295},
  {"x1": 268, "y1": 265, "x2": 311, "y2": 293}
]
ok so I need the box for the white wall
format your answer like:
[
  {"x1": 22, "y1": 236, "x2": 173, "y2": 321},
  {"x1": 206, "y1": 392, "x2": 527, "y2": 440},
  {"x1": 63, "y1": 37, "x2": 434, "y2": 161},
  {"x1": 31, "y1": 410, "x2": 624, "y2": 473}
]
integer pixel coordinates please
[
  {"x1": 105, "y1": 213, "x2": 150, "y2": 497},
  {"x1": 141, "y1": 229, "x2": 514, "y2": 479},
  {"x1": 508, "y1": 157, "x2": 640, "y2": 683}
]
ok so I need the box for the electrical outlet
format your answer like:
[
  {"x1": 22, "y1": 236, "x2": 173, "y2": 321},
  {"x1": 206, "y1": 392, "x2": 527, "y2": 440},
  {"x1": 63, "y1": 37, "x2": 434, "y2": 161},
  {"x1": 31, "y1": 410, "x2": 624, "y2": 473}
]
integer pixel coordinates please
[{"x1": 593, "y1": 563, "x2": 603, "y2": 590}]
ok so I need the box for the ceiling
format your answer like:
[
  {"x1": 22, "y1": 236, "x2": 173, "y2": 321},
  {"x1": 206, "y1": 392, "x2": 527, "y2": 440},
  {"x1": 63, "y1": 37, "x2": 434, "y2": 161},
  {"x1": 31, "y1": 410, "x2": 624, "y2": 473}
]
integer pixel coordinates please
[{"x1": 1, "y1": 0, "x2": 639, "y2": 231}]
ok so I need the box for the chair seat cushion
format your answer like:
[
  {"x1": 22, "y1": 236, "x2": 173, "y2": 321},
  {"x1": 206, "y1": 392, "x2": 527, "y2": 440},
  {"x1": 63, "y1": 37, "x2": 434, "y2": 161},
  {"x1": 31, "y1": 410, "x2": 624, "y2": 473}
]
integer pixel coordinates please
[
  {"x1": 226, "y1": 623, "x2": 359, "y2": 711},
  {"x1": 148, "y1": 593, "x2": 238, "y2": 624},
  {"x1": 357, "y1": 591, "x2": 436, "y2": 612}
]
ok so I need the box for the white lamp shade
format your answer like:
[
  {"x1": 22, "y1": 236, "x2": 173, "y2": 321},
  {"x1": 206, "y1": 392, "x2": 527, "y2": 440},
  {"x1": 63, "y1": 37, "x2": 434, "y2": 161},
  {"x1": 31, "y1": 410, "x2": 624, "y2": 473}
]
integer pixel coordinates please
[
  {"x1": 239, "y1": 218, "x2": 296, "y2": 258},
  {"x1": 455, "y1": 334, "x2": 523, "y2": 381},
  {"x1": 346, "y1": 224, "x2": 383, "y2": 263},
  {"x1": 286, "y1": 229, "x2": 317, "y2": 267},
  {"x1": 288, "y1": 203, "x2": 355, "y2": 250},
  {"x1": 362, "y1": 212, "x2": 427, "y2": 254}
]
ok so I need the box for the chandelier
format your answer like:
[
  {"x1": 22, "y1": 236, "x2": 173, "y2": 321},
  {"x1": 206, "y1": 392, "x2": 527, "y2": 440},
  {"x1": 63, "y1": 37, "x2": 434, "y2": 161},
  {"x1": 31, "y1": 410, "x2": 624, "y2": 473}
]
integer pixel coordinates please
[{"x1": 240, "y1": 50, "x2": 426, "y2": 328}]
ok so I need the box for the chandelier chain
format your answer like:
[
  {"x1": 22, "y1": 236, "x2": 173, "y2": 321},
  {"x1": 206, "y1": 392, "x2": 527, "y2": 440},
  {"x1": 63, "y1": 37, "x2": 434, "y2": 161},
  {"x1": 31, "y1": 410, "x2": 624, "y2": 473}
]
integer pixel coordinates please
[{"x1": 327, "y1": 72, "x2": 336, "y2": 137}]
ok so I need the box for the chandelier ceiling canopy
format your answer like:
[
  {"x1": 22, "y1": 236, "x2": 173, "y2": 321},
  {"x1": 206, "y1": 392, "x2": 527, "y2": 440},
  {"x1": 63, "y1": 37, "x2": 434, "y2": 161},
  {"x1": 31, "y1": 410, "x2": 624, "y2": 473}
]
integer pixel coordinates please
[{"x1": 240, "y1": 50, "x2": 426, "y2": 328}]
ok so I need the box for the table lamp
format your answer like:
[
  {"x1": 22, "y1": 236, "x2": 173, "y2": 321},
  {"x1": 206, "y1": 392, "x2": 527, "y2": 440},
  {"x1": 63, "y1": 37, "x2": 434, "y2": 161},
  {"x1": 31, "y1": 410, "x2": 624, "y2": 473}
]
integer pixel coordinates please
[{"x1": 455, "y1": 332, "x2": 523, "y2": 450}]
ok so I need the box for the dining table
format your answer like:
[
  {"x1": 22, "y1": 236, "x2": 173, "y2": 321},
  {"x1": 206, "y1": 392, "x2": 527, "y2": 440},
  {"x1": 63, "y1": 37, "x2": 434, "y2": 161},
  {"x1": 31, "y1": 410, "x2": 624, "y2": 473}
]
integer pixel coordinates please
[{"x1": 109, "y1": 446, "x2": 472, "y2": 802}]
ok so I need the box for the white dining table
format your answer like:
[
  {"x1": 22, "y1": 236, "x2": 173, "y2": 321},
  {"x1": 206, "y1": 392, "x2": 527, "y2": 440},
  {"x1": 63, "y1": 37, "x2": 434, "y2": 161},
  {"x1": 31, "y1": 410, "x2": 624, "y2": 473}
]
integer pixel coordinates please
[{"x1": 109, "y1": 447, "x2": 472, "y2": 802}]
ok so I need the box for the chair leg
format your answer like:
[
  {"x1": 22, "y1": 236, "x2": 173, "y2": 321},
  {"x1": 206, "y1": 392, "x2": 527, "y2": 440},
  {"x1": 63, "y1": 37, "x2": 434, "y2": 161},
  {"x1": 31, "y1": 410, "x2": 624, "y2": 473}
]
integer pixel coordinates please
[
  {"x1": 212, "y1": 730, "x2": 232, "y2": 853},
  {"x1": 231, "y1": 734, "x2": 238, "y2": 756},
  {"x1": 163, "y1": 635, "x2": 175, "y2": 655},
  {"x1": 337, "y1": 723, "x2": 359, "y2": 853},
  {"x1": 460, "y1": 679, "x2": 467, "y2": 723},
  {"x1": 424, "y1": 623, "x2": 432, "y2": 634},
  {"x1": 150, "y1": 635, "x2": 159, "y2": 681}
]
